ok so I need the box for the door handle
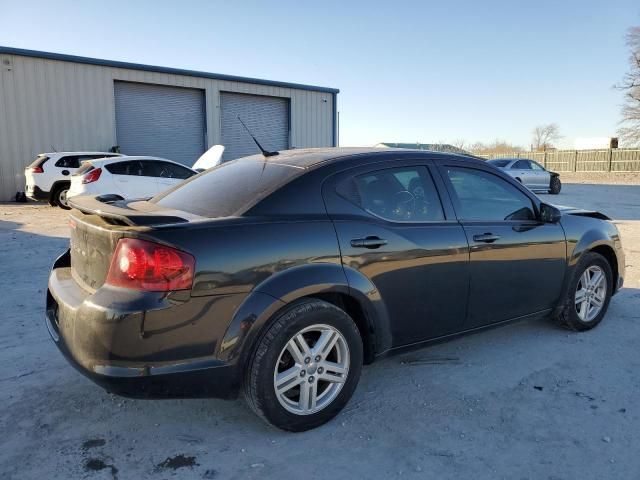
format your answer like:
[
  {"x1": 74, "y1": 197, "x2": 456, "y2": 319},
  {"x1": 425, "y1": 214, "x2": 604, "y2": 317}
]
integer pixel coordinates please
[
  {"x1": 351, "y1": 236, "x2": 387, "y2": 249},
  {"x1": 473, "y1": 233, "x2": 501, "y2": 243}
]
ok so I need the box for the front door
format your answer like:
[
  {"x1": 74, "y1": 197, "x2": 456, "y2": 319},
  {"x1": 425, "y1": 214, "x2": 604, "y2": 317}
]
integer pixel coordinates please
[
  {"x1": 325, "y1": 162, "x2": 470, "y2": 347},
  {"x1": 438, "y1": 163, "x2": 567, "y2": 328}
]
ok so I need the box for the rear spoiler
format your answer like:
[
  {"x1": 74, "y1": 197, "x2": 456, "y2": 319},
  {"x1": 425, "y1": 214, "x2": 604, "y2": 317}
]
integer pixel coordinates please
[{"x1": 67, "y1": 195, "x2": 189, "y2": 226}]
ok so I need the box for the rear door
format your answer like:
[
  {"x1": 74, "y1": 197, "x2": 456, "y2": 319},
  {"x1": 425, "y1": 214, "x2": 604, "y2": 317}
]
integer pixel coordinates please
[
  {"x1": 437, "y1": 161, "x2": 566, "y2": 328},
  {"x1": 323, "y1": 159, "x2": 470, "y2": 346}
]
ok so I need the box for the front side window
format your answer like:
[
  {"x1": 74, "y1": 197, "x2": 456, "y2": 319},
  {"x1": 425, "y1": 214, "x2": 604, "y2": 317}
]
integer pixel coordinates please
[
  {"x1": 513, "y1": 160, "x2": 531, "y2": 170},
  {"x1": 340, "y1": 167, "x2": 444, "y2": 222},
  {"x1": 445, "y1": 167, "x2": 536, "y2": 221}
]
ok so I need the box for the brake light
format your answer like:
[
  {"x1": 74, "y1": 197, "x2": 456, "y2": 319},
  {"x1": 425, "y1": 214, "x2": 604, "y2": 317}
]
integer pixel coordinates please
[
  {"x1": 82, "y1": 167, "x2": 102, "y2": 184},
  {"x1": 29, "y1": 166, "x2": 44, "y2": 173},
  {"x1": 106, "y1": 238, "x2": 195, "y2": 291}
]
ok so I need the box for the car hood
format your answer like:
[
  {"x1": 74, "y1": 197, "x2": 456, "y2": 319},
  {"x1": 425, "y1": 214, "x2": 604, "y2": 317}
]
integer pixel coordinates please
[
  {"x1": 192, "y1": 145, "x2": 225, "y2": 171},
  {"x1": 555, "y1": 205, "x2": 611, "y2": 221}
]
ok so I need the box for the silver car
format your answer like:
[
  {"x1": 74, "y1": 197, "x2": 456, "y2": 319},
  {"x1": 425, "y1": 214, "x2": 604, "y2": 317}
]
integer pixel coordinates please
[{"x1": 487, "y1": 158, "x2": 561, "y2": 194}]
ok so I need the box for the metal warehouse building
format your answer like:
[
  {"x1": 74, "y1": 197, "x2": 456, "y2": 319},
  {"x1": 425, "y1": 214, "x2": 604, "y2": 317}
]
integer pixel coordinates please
[{"x1": 0, "y1": 46, "x2": 338, "y2": 201}]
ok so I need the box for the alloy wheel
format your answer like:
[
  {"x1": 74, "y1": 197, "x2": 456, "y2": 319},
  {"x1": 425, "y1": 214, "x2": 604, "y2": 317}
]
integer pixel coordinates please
[
  {"x1": 575, "y1": 266, "x2": 607, "y2": 322},
  {"x1": 273, "y1": 324, "x2": 350, "y2": 415}
]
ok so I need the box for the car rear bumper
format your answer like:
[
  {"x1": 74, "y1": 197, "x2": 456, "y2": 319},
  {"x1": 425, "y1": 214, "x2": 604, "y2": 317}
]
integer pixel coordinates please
[
  {"x1": 46, "y1": 250, "x2": 242, "y2": 399},
  {"x1": 26, "y1": 185, "x2": 50, "y2": 201}
]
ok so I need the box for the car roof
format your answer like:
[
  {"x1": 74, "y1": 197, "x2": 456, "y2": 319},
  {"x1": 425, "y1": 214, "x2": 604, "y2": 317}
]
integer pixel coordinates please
[
  {"x1": 234, "y1": 147, "x2": 483, "y2": 169},
  {"x1": 40, "y1": 151, "x2": 120, "y2": 156}
]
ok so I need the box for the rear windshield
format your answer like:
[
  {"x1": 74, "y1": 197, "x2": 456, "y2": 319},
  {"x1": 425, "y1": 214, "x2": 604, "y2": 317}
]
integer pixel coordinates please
[
  {"x1": 151, "y1": 160, "x2": 303, "y2": 218},
  {"x1": 28, "y1": 155, "x2": 48, "y2": 168},
  {"x1": 487, "y1": 159, "x2": 511, "y2": 167},
  {"x1": 74, "y1": 162, "x2": 95, "y2": 176}
]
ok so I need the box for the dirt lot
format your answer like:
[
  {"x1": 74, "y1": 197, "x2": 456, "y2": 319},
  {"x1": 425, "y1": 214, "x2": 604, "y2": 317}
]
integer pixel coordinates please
[{"x1": 1, "y1": 181, "x2": 639, "y2": 480}]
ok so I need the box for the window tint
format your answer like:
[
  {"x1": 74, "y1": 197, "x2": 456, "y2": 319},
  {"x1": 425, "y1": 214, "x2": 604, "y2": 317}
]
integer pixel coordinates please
[
  {"x1": 55, "y1": 154, "x2": 113, "y2": 169},
  {"x1": 513, "y1": 160, "x2": 531, "y2": 170},
  {"x1": 155, "y1": 161, "x2": 195, "y2": 180},
  {"x1": 152, "y1": 160, "x2": 302, "y2": 218},
  {"x1": 55, "y1": 156, "x2": 82, "y2": 169},
  {"x1": 106, "y1": 160, "x2": 156, "y2": 176},
  {"x1": 487, "y1": 159, "x2": 511, "y2": 168},
  {"x1": 445, "y1": 167, "x2": 536, "y2": 221},
  {"x1": 343, "y1": 167, "x2": 444, "y2": 222}
]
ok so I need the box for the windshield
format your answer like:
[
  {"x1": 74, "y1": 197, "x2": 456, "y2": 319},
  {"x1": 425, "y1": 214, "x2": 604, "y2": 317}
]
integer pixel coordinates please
[{"x1": 151, "y1": 160, "x2": 303, "y2": 218}]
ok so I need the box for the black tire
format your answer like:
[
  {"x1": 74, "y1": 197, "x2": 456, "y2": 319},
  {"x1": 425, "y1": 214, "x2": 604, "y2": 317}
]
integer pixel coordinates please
[
  {"x1": 244, "y1": 299, "x2": 363, "y2": 432},
  {"x1": 51, "y1": 184, "x2": 71, "y2": 210},
  {"x1": 552, "y1": 252, "x2": 612, "y2": 331},
  {"x1": 549, "y1": 176, "x2": 561, "y2": 194}
]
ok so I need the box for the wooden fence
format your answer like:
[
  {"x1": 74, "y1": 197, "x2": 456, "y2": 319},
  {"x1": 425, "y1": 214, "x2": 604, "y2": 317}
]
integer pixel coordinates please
[{"x1": 478, "y1": 149, "x2": 640, "y2": 172}]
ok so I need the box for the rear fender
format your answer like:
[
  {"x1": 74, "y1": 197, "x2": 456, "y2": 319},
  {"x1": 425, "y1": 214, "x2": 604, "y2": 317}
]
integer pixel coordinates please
[{"x1": 218, "y1": 263, "x2": 391, "y2": 365}]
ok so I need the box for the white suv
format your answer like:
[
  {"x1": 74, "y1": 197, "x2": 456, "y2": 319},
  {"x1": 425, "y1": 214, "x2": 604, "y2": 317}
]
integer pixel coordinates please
[{"x1": 25, "y1": 152, "x2": 121, "y2": 208}]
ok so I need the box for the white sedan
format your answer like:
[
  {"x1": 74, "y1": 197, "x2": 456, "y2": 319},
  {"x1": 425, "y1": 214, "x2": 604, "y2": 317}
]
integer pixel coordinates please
[
  {"x1": 68, "y1": 146, "x2": 224, "y2": 200},
  {"x1": 68, "y1": 156, "x2": 199, "y2": 200}
]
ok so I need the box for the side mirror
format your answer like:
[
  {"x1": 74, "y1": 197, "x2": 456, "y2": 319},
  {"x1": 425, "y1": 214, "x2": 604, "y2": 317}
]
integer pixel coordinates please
[{"x1": 540, "y1": 203, "x2": 561, "y2": 223}]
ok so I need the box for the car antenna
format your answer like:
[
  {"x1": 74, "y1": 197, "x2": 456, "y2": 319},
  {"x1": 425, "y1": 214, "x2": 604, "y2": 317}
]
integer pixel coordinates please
[{"x1": 237, "y1": 115, "x2": 279, "y2": 157}]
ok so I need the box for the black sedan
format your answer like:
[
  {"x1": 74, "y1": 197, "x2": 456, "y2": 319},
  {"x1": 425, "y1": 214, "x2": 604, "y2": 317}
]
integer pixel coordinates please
[{"x1": 47, "y1": 148, "x2": 624, "y2": 431}]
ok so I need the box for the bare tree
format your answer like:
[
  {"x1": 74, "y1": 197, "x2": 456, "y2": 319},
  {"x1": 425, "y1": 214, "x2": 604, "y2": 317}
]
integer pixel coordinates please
[
  {"x1": 532, "y1": 124, "x2": 561, "y2": 151},
  {"x1": 469, "y1": 140, "x2": 524, "y2": 155},
  {"x1": 451, "y1": 138, "x2": 467, "y2": 150},
  {"x1": 617, "y1": 26, "x2": 640, "y2": 145}
]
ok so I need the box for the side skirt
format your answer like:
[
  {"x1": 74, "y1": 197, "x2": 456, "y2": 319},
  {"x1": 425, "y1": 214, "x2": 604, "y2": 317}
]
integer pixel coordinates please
[{"x1": 374, "y1": 309, "x2": 553, "y2": 359}]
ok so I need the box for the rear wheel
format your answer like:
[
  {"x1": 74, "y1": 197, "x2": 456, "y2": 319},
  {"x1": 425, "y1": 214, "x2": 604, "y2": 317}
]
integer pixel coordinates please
[
  {"x1": 245, "y1": 299, "x2": 363, "y2": 431},
  {"x1": 549, "y1": 176, "x2": 561, "y2": 194},
  {"x1": 52, "y1": 184, "x2": 71, "y2": 210},
  {"x1": 552, "y1": 252, "x2": 612, "y2": 331}
]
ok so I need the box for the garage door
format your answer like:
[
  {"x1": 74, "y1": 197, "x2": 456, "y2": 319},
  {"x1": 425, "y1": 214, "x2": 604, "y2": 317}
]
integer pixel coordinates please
[
  {"x1": 220, "y1": 92, "x2": 289, "y2": 161},
  {"x1": 114, "y1": 81, "x2": 206, "y2": 166}
]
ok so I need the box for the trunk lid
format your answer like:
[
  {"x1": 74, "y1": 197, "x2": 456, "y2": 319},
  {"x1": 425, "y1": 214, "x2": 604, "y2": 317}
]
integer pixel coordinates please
[{"x1": 68, "y1": 195, "x2": 200, "y2": 291}]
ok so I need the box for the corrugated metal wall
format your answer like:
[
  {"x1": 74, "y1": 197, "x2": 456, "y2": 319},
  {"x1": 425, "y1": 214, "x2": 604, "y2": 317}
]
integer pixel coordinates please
[{"x1": 0, "y1": 53, "x2": 336, "y2": 200}]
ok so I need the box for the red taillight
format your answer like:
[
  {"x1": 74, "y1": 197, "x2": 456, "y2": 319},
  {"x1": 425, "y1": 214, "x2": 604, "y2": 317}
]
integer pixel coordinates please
[
  {"x1": 30, "y1": 166, "x2": 44, "y2": 173},
  {"x1": 106, "y1": 238, "x2": 195, "y2": 291},
  {"x1": 82, "y1": 167, "x2": 102, "y2": 184}
]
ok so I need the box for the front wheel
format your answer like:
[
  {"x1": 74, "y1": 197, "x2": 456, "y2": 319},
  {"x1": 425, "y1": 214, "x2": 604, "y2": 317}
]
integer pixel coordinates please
[
  {"x1": 552, "y1": 252, "x2": 612, "y2": 331},
  {"x1": 244, "y1": 299, "x2": 363, "y2": 431},
  {"x1": 549, "y1": 176, "x2": 561, "y2": 194}
]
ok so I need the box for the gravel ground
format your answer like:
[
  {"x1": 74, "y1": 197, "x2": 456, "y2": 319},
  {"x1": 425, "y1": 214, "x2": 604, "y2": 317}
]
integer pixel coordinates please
[{"x1": 1, "y1": 182, "x2": 639, "y2": 480}]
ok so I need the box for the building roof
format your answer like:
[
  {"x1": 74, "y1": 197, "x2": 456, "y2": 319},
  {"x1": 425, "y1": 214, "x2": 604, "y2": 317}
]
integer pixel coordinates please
[
  {"x1": 375, "y1": 142, "x2": 469, "y2": 155},
  {"x1": 0, "y1": 46, "x2": 339, "y2": 94}
]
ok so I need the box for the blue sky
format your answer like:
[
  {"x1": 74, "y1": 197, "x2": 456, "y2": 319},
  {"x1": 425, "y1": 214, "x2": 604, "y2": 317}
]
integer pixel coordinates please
[{"x1": 2, "y1": 0, "x2": 639, "y2": 148}]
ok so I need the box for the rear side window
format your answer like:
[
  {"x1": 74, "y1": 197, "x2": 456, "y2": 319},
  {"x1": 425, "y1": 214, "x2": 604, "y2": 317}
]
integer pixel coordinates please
[
  {"x1": 339, "y1": 167, "x2": 444, "y2": 222},
  {"x1": 152, "y1": 160, "x2": 302, "y2": 218},
  {"x1": 106, "y1": 160, "x2": 155, "y2": 176},
  {"x1": 445, "y1": 167, "x2": 536, "y2": 221},
  {"x1": 154, "y1": 161, "x2": 195, "y2": 180},
  {"x1": 55, "y1": 156, "x2": 81, "y2": 168},
  {"x1": 55, "y1": 154, "x2": 113, "y2": 169},
  {"x1": 74, "y1": 163, "x2": 95, "y2": 175}
]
